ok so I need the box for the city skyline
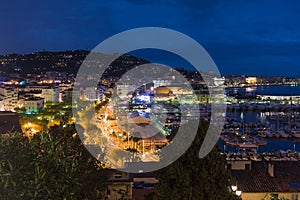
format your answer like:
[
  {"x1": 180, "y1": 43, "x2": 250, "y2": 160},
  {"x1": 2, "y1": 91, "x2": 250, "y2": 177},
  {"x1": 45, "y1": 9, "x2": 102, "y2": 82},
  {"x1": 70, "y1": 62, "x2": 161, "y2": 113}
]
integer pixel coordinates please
[{"x1": 1, "y1": 2, "x2": 300, "y2": 199}]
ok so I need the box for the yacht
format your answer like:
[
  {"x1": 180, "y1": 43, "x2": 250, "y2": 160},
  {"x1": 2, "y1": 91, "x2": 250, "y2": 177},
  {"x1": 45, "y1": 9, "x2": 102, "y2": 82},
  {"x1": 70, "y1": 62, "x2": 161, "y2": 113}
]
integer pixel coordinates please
[{"x1": 291, "y1": 130, "x2": 300, "y2": 139}]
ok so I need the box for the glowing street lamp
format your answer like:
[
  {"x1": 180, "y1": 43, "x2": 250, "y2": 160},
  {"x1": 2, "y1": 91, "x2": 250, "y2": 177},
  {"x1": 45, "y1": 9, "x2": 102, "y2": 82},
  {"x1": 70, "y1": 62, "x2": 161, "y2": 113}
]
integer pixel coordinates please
[
  {"x1": 231, "y1": 185, "x2": 237, "y2": 192},
  {"x1": 235, "y1": 190, "x2": 242, "y2": 197},
  {"x1": 231, "y1": 185, "x2": 242, "y2": 197}
]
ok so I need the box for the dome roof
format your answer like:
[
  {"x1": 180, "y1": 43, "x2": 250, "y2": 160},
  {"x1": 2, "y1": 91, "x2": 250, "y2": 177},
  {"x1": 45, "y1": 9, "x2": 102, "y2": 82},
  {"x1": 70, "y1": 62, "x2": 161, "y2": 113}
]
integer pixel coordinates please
[{"x1": 154, "y1": 86, "x2": 172, "y2": 95}]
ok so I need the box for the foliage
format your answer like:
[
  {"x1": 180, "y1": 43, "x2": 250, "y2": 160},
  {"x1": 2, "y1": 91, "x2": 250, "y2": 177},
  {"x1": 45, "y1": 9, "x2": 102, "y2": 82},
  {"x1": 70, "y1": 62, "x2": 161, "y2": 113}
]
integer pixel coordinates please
[
  {"x1": 153, "y1": 121, "x2": 240, "y2": 200},
  {"x1": 144, "y1": 192, "x2": 155, "y2": 200},
  {"x1": 113, "y1": 188, "x2": 132, "y2": 200},
  {"x1": 0, "y1": 125, "x2": 108, "y2": 200}
]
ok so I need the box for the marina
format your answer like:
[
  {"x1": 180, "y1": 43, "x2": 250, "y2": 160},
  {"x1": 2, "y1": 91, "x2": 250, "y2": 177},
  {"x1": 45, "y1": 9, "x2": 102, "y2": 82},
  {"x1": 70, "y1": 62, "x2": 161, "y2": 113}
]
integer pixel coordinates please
[{"x1": 218, "y1": 85, "x2": 300, "y2": 153}]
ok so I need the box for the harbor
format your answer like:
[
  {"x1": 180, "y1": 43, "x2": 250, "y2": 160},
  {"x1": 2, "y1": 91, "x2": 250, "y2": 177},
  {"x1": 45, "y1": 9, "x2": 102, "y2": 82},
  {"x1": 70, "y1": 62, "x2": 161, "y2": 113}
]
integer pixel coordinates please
[{"x1": 218, "y1": 84, "x2": 300, "y2": 154}]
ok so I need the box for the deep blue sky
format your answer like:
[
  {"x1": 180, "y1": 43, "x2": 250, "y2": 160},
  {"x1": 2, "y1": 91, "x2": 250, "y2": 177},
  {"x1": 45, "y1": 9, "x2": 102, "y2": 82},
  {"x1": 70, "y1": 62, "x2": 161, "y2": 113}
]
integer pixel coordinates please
[{"x1": 0, "y1": 0, "x2": 300, "y2": 76}]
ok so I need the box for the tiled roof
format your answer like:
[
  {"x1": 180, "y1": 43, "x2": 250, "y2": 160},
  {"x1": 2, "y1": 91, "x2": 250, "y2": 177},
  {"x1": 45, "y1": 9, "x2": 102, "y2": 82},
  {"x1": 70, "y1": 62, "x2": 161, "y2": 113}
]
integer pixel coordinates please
[{"x1": 231, "y1": 161, "x2": 300, "y2": 193}]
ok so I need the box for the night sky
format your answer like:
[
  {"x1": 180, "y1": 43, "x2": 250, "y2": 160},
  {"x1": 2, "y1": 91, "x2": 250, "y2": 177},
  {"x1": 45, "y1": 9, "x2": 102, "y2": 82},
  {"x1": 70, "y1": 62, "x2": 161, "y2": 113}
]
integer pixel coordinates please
[{"x1": 1, "y1": 0, "x2": 300, "y2": 76}]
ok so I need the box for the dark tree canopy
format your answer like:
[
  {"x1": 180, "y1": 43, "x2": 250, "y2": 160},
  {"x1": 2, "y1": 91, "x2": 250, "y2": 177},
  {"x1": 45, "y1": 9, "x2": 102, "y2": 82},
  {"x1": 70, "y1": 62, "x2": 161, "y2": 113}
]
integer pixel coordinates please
[
  {"x1": 0, "y1": 125, "x2": 108, "y2": 200},
  {"x1": 153, "y1": 121, "x2": 240, "y2": 200}
]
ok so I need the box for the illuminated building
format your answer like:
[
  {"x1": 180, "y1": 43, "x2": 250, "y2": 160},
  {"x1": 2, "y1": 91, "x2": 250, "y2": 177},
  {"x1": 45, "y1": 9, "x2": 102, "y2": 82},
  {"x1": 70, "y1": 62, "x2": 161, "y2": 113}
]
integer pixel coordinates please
[
  {"x1": 23, "y1": 97, "x2": 44, "y2": 113},
  {"x1": 154, "y1": 86, "x2": 172, "y2": 95},
  {"x1": 98, "y1": 85, "x2": 107, "y2": 102},
  {"x1": 167, "y1": 87, "x2": 193, "y2": 95},
  {"x1": 116, "y1": 83, "x2": 136, "y2": 99},
  {"x1": 153, "y1": 79, "x2": 172, "y2": 88},
  {"x1": 41, "y1": 87, "x2": 60, "y2": 103},
  {"x1": 0, "y1": 87, "x2": 18, "y2": 111},
  {"x1": 213, "y1": 77, "x2": 225, "y2": 87},
  {"x1": 84, "y1": 87, "x2": 98, "y2": 101},
  {"x1": 245, "y1": 77, "x2": 257, "y2": 84}
]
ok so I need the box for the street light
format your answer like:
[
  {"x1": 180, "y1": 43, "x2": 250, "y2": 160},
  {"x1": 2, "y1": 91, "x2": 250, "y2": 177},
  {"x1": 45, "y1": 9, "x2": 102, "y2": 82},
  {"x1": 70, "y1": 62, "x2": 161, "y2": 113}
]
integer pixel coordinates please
[
  {"x1": 230, "y1": 185, "x2": 242, "y2": 197},
  {"x1": 235, "y1": 190, "x2": 242, "y2": 197},
  {"x1": 231, "y1": 185, "x2": 237, "y2": 192}
]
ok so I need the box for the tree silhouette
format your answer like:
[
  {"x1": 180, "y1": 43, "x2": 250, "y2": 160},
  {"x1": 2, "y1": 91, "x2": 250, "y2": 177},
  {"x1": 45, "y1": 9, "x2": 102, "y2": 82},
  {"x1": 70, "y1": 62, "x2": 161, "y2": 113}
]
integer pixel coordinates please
[
  {"x1": 153, "y1": 121, "x2": 240, "y2": 200},
  {"x1": 0, "y1": 125, "x2": 109, "y2": 199}
]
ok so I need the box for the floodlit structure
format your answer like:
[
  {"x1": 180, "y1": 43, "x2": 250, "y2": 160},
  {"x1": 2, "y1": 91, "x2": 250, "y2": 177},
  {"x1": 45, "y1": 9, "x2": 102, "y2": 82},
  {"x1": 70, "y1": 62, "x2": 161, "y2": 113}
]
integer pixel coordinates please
[
  {"x1": 23, "y1": 97, "x2": 44, "y2": 113},
  {"x1": 245, "y1": 77, "x2": 257, "y2": 84},
  {"x1": 41, "y1": 87, "x2": 60, "y2": 103}
]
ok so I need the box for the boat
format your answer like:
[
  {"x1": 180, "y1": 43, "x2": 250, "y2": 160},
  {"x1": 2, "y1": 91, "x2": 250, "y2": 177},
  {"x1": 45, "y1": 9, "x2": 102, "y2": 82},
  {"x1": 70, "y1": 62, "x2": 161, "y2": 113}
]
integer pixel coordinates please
[
  {"x1": 226, "y1": 141, "x2": 239, "y2": 147},
  {"x1": 277, "y1": 130, "x2": 290, "y2": 138},
  {"x1": 273, "y1": 133, "x2": 280, "y2": 138},
  {"x1": 291, "y1": 130, "x2": 300, "y2": 139},
  {"x1": 252, "y1": 136, "x2": 267, "y2": 146},
  {"x1": 265, "y1": 130, "x2": 274, "y2": 138},
  {"x1": 258, "y1": 132, "x2": 267, "y2": 138},
  {"x1": 238, "y1": 142, "x2": 258, "y2": 149}
]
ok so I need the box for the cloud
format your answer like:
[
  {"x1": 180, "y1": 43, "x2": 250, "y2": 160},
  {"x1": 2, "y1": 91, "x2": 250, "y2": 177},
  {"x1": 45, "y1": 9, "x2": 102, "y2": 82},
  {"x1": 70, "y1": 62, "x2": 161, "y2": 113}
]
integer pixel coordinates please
[{"x1": 0, "y1": 0, "x2": 299, "y2": 76}]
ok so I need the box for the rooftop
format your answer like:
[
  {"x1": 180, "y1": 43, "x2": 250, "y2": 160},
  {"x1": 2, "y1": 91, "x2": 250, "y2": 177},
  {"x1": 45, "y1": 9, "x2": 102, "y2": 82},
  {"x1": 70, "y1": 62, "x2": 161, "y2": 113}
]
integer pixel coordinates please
[{"x1": 231, "y1": 160, "x2": 300, "y2": 193}]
